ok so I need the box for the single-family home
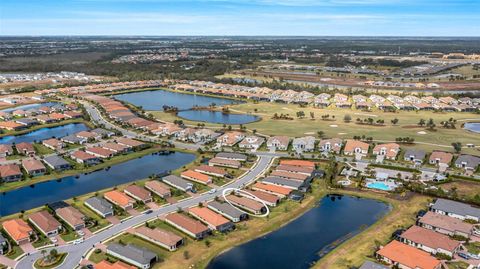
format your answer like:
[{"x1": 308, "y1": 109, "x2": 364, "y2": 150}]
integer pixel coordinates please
[
  {"x1": 116, "y1": 137, "x2": 146, "y2": 149},
  {"x1": 181, "y1": 170, "x2": 212, "y2": 185},
  {"x1": 0, "y1": 121, "x2": 24, "y2": 131},
  {"x1": 162, "y1": 175, "x2": 193, "y2": 192},
  {"x1": 70, "y1": 151, "x2": 101, "y2": 165},
  {"x1": 206, "y1": 201, "x2": 247, "y2": 223},
  {"x1": 292, "y1": 136, "x2": 316, "y2": 152},
  {"x1": 270, "y1": 170, "x2": 309, "y2": 182},
  {"x1": 276, "y1": 164, "x2": 314, "y2": 176},
  {"x1": 85, "y1": 147, "x2": 115, "y2": 159},
  {"x1": 106, "y1": 243, "x2": 158, "y2": 269},
  {"x1": 75, "y1": 131, "x2": 101, "y2": 141},
  {"x1": 21, "y1": 159, "x2": 47, "y2": 176},
  {"x1": 144, "y1": 180, "x2": 171, "y2": 199},
  {"x1": 0, "y1": 144, "x2": 13, "y2": 157},
  {"x1": 244, "y1": 189, "x2": 279, "y2": 207},
  {"x1": 454, "y1": 154, "x2": 480, "y2": 171},
  {"x1": 194, "y1": 165, "x2": 227, "y2": 178},
  {"x1": 251, "y1": 182, "x2": 292, "y2": 198},
  {"x1": 216, "y1": 131, "x2": 245, "y2": 147},
  {"x1": 215, "y1": 152, "x2": 248, "y2": 162},
  {"x1": 266, "y1": 136, "x2": 290, "y2": 151},
  {"x1": 279, "y1": 159, "x2": 315, "y2": 168},
  {"x1": 42, "y1": 138, "x2": 64, "y2": 151},
  {"x1": 124, "y1": 185, "x2": 153, "y2": 204},
  {"x1": 430, "y1": 198, "x2": 480, "y2": 222},
  {"x1": 28, "y1": 211, "x2": 62, "y2": 237},
  {"x1": 429, "y1": 151, "x2": 453, "y2": 167},
  {"x1": 418, "y1": 211, "x2": 474, "y2": 238},
  {"x1": 15, "y1": 142, "x2": 35, "y2": 156},
  {"x1": 262, "y1": 176, "x2": 304, "y2": 190},
  {"x1": 61, "y1": 134, "x2": 87, "y2": 144},
  {"x1": 399, "y1": 225, "x2": 461, "y2": 257},
  {"x1": 318, "y1": 138, "x2": 343, "y2": 154},
  {"x1": 84, "y1": 197, "x2": 114, "y2": 218},
  {"x1": 0, "y1": 164, "x2": 23, "y2": 182},
  {"x1": 208, "y1": 157, "x2": 241, "y2": 169},
  {"x1": 238, "y1": 136, "x2": 265, "y2": 150},
  {"x1": 188, "y1": 206, "x2": 234, "y2": 232},
  {"x1": 91, "y1": 128, "x2": 115, "y2": 138},
  {"x1": 372, "y1": 143, "x2": 400, "y2": 160},
  {"x1": 165, "y1": 212, "x2": 210, "y2": 239},
  {"x1": 343, "y1": 140, "x2": 369, "y2": 156},
  {"x1": 403, "y1": 149, "x2": 426, "y2": 164},
  {"x1": 2, "y1": 219, "x2": 33, "y2": 245},
  {"x1": 134, "y1": 226, "x2": 183, "y2": 251},
  {"x1": 43, "y1": 155, "x2": 71, "y2": 171},
  {"x1": 104, "y1": 190, "x2": 135, "y2": 211},
  {"x1": 55, "y1": 206, "x2": 86, "y2": 230},
  {"x1": 226, "y1": 195, "x2": 267, "y2": 215},
  {"x1": 376, "y1": 240, "x2": 441, "y2": 269},
  {"x1": 102, "y1": 143, "x2": 130, "y2": 154}
]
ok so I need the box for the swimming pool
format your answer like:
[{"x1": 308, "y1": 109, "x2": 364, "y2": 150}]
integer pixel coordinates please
[{"x1": 366, "y1": 182, "x2": 394, "y2": 191}]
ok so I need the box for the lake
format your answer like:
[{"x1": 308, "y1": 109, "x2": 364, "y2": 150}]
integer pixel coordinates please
[
  {"x1": 207, "y1": 194, "x2": 390, "y2": 269},
  {"x1": 0, "y1": 151, "x2": 195, "y2": 216},
  {"x1": 0, "y1": 123, "x2": 89, "y2": 144},
  {"x1": 464, "y1": 122, "x2": 480, "y2": 133},
  {"x1": 114, "y1": 90, "x2": 259, "y2": 124},
  {"x1": 1, "y1": 102, "x2": 59, "y2": 113}
]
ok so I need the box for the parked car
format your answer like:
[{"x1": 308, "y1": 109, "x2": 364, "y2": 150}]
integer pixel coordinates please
[
  {"x1": 208, "y1": 188, "x2": 217, "y2": 194},
  {"x1": 458, "y1": 252, "x2": 470, "y2": 260}
]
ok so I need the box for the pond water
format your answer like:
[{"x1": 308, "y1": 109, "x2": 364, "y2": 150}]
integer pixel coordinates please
[
  {"x1": 0, "y1": 123, "x2": 89, "y2": 144},
  {"x1": 1, "y1": 102, "x2": 59, "y2": 113},
  {"x1": 0, "y1": 151, "x2": 195, "y2": 216},
  {"x1": 114, "y1": 90, "x2": 259, "y2": 124},
  {"x1": 207, "y1": 194, "x2": 390, "y2": 269},
  {"x1": 464, "y1": 122, "x2": 480, "y2": 133}
]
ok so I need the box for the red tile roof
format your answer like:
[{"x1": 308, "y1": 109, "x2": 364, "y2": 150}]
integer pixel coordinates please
[{"x1": 376, "y1": 240, "x2": 441, "y2": 269}]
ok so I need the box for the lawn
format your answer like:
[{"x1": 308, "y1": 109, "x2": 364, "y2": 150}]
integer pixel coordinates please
[
  {"x1": 312, "y1": 192, "x2": 431, "y2": 269},
  {"x1": 465, "y1": 242, "x2": 480, "y2": 255},
  {"x1": 439, "y1": 180, "x2": 480, "y2": 202},
  {"x1": 150, "y1": 101, "x2": 480, "y2": 155},
  {"x1": 445, "y1": 261, "x2": 470, "y2": 269},
  {"x1": 5, "y1": 245, "x2": 24, "y2": 259}
]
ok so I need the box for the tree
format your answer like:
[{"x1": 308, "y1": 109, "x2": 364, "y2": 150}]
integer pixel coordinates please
[
  {"x1": 205, "y1": 239, "x2": 211, "y2": 248},
  {"x1": 183, "y1": 250, "x2": 190, "y2": 260},
  {"x1": 426, "y1": 118, "x2": 436, "y2": 130},
  {"x1": 343, "y1": 114, "x2": 352, "y2": 122},
  {"x1": 391, "y1": 118, "x2": 399, "y2": 125},
  {"x1": 418, "y1": 119, "x2": 425, "y2": 126},
  {"x1": 317, "y1": 131, "x2": 325, "y2": 138},
  {"x1": 452, "y1": 142, "x2": 462, "y2": 153}
]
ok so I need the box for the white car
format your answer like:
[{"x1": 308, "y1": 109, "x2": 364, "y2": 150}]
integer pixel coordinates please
[
  {"x1": 208, "y1": 188, "x2": 217, "y2": 194},
  {"x1": 77, "y1": 230, "x2": 85, "y2": 236},
  {"x1": 50, "y1": 237, "x2": 58, "y2": 243}
]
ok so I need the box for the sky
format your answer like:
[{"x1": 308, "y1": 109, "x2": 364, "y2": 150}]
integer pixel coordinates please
[{"x1": 1, "y1": 0, "x2": 479, "y2": 36}]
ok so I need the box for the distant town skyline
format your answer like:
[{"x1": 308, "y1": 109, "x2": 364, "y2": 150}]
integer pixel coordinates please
[{"x1": 1, "y1": 0, "x2": 479, "y2": 36}]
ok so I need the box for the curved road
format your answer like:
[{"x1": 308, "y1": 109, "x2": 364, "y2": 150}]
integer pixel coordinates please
[{"x1": 15, "y1": 153, "x2": 274, "y2": 269}]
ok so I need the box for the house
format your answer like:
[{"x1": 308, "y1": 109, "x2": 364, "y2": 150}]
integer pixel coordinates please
[
  {"x1": 279, "y1": 159, "x2": 315, "y2": 168},
  {"x1": 376, "y1": 240, "x2": 441, "y2": 269},
  {"x1": 42, "y1": 138, "x2": 64, "y2": 151},
  {"x1": 358, "y1": 261, "x2": 388, "y2": 269},
  {"x1": 0, "y1": 144, "x2": 13, "y2": 157},
  {"x1": 399, "y1": 225, "x2": 461, "y2": 257},
  {"x1": 15, "y1": 118, "x2": 38, "y2": 127},
  {"x1": 238, "y1": 136, "x2": 265, "y2": 150},
  {"x1": 0, "y1": 121, "x2": 24, "y2": 131},
  {"x1": 209, "y1": 157, "x2": 241, "y2": 169},
  {"x1": 124, "y1": 185, "x2": 153, "y2": 204},
  {"x1": 215, "y1": 152, "x2": 247, "y2": 162},
  {"x1": 343, "y1": 140, "x2": 369, "y2": 156},
  {"x1": 276, "y1": 164, "x2": 314, "y2": 175},
  {"x1": 71, "y1": 151, "x2": 101, "y2": 165},
  {"x1": 206, "y1": 200, "x2": 247, "y2": 223},
  {"x1": 106, "y1": 243, "x2": 158, "y2": 269},
  {"x1": 2, "y1": 219, "x2": 33, "y2": 245},
  {"x1": 15, "y1": 142, "x2": 35, "y2": 156},
  {"x1": 165, "y1": 212, "x2": 210, "y2": 239},
  {"x1": 226, "y1": 195, "x2": 267, "y2": 215},
  {"x1": 270, "y1": 170, "x2": 309, "y2": 182},
  {"x1": 134, "y1": 226, "x2": 183, "y2": 251},
  {"x1": 372, "y1": 143, "x2": 400, "y2": 160},
  {"x1": 104, "y1": 190, "x2": 135, "y2": 210},
  {"x1": 91, "y1": 128, "x2": 115, "y2": 138},
  {"x1": 61, "y1": 134, "x2": 87, "y2": 144},
  {"x1": 43, "y1": 155, "x2": 71, "y2": 171},
  {"x1": 181, "y1": 170, "x2": 212, "y2": 185},
  {"x1": 102, "y1": 142, "x2": 130, "y2": 154},
  {"x1": 62, "y1": 110, "x2": 83, "y2": 119},
  {"x1": 75, "y1": 131, "x2": 101, "y2": 141},
  {"x1": 85, "y1": 147, "x2": 115, "y2": 159},
  {"x1": 144, "y1": 180, "x2": 171, "y2": 199},
  {"x1": 85, "y1": 197, "x2": 114, "y2": 218},
  {"x1": 188, "y1": 206, "x2": 234, "y2": 232},
  {"x1": 266, "y1": 136, "x2": 290, "y2": 151},
  {"x1": 454, "y1": 154, "x2": 480, "y2": 171},
  {"x1": 94, "y1": 260, "x2": 136, "y2": 269},
  {"x1": 0, "y1": 164, "x2": 23, "y2": 182},
  {"x1": 244, "y1": 189, "x2": 279, "y2": 207},
  {"x1": 418, "y1": 211, "x2": 474, "y2": 238},
  {"x1": 262, "y1": 176, "x2": 304, "y2": 190},
  {"x1": 192, "y1": 128, "x2": 218, "y2": 144},
  {"x1": 116, "y1": 137, "x2": 146, "y2": 149},
  {"x1": 251, "y1": 182, "x2": 292, "y2": 198},
  {"x1": 429, "y1": 151, "x2": 453, "y2": 167},
  {"x1": 216, "y1": 131, "x2": 245, "y2": 147},
  {"x1": 194, "y1": 165, "x2": 227, "y2": 178},
  {"x1": 55, "y1": 206, "x2": 85, "y2": 230},
  {"x1": 318, "y1": 138, "x2": 343, "y2": 154},
  {"x1": 430, "y1": 198, "x2": 480, "y2": 222},
  {"x1": 28, "y1": 211, "x2": 62, "y2": 237},
  {"x1": 21, "y1": 159, "x2": 47, "y2": 176},
  {"x1": 162, "y1": 175, "x2": 193, "y2": 192},
  {"x1": 403, "y1": 149, "x2": 426, "y2": 164},
  {"x1": 292, "y1": 136, "x2": 316, "y2": 152}
]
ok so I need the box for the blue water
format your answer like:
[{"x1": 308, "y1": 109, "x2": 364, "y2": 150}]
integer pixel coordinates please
[
  {"x1": 178, "y1": 110, "x2": 259, "y2": 125},
  {"x1": 207, "y1": 195, "x2": 389, "y2": 269},
  {"x1": 0, "y1": 123, "x2": 89, "y2": 144},
  {"x1": 113, "y1": 89, "x2": 258, "y2": 124},
  {"x1": 1, "y1": 102, "x2": 59, "y2": 113},
  {"x1": 114, "y1": 90, "x2": 240, "y2": 111},
  {"x1": 464, "y1": 123, "x2": 480, "y2": 133},
  {"x1": 366, "y1": 182, "x2": 393, "y2": 191},
  {"x1": 0, "y1": 152, "x2": 195, "y2": 216}
]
